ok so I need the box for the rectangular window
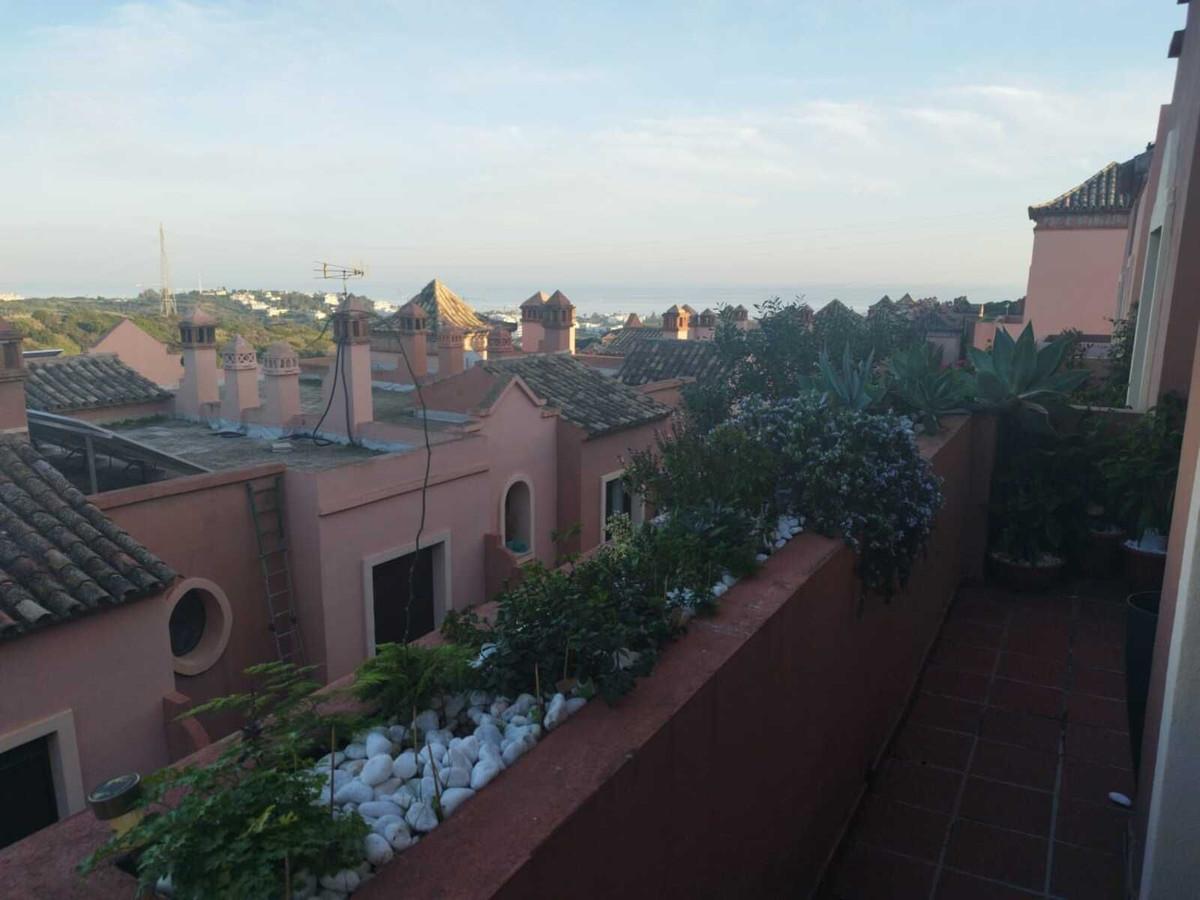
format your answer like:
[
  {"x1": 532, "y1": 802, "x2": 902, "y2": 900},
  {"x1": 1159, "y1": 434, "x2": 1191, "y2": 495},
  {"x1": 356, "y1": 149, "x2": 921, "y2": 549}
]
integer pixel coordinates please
[
  {"x1": 371, "y1": 546, "x2": 436, "y2": 646},
  {"x1": 0, "y1": 736, "x2": 59, "y2": 849}
]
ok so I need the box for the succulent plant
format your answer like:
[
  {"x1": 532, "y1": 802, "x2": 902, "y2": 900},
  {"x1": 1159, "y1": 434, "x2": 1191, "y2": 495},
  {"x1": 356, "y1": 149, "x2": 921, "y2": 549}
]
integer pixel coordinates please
[{"x1": 968, "y1": 323, "x2": 1087, "y2": 428}]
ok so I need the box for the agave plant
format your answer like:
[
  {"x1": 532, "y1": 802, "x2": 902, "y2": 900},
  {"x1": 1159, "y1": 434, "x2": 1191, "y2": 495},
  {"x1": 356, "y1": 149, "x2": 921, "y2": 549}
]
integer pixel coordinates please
[
  {"x1": 968, "y1": 323, "x2": 1088, "y2": 428},
  {"x1": 808, "y1": 345, "x2": 884, "y2": 411},
  {"x1": 886, "y1": 342, "x2": 970, "y2": 432}
]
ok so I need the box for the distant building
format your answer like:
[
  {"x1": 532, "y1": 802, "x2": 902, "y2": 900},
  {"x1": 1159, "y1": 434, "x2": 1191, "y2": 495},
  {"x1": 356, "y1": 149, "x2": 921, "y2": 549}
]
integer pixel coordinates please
[
  {"x1": 1022, "y1": 147, "x2": 1153, "y2": 339},
  {"x1": 88, "y1": 317, "x2": 182, "y2": 388}
]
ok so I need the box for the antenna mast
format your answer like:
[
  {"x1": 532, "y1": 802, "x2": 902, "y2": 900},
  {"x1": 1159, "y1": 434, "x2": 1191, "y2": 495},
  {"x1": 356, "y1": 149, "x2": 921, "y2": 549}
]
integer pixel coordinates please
[
  {"x1": 159, "y1": 223, "x2": 177, "y2": 316},
  {"x1": 313, "y1": 262, "x2": 365, "y2": 303}
]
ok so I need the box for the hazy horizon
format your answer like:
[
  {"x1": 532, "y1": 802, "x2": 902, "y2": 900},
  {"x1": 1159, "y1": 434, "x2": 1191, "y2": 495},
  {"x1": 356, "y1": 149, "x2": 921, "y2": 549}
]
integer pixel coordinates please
[{"x1": 1, "y1": 1, "x2": 1184, "y2": 303}]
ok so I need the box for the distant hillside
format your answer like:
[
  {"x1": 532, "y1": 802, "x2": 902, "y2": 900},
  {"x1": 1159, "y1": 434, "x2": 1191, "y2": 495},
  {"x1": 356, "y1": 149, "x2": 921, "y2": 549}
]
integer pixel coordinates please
[{"x1": 2, "y1": 293, "x2": 340, "y2": 357}]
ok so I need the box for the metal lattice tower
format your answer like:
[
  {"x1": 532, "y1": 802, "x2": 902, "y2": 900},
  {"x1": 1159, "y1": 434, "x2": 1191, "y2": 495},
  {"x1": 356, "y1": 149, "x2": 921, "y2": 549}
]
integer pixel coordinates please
[{"x1": 159, "y1": 223, "x2": 177, "y2": 316}]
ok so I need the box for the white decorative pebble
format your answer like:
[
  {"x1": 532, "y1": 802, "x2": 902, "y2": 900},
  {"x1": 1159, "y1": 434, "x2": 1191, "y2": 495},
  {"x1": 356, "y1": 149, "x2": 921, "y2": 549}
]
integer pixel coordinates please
[
  {"x1": 360, "y1": 754, "x2": 394, "y2": 787},
  {"x1": 413, "y1": 709, "x2": 439, "y2": 733},
  {"x1": 343, "y1": 742, "x2": 367, "y2": 760},
  {"x1": 387, "y1": 724, "x2": 408, "y2": 743},
  {"x1": 340, "y1": 759, "x2": 366, "y2": 777},
  {"x1": 383, "y1": 820, "x2": 413, "y2": 850},
  {"x1": 319, "y1": 869, "x2": 359, "y2": 893},
  {"x1": 475, "y1": 722, "x2": 502, "y2": 747},
  {"x1": 333, "y1": 780, "x2": 372, "y2": 805},
  {"x1": 543, "y1": 693, "x2": 567, "y2": 731},
  {"x1": 363, "y1": 833, "x2": 394, "y2": 867},
  {"x1": 405, "y1": 801, "x2": 439, "y2": 832},
  {"x1": 392, "y1": 751, "x2": 418, "y2": 780},
  {"x1": 445, "y1": 766, "x2": 471, "y2": 788},
  {"x1": 470, "y1": 756, "x2": 501, "y2": 789},
  {"x1": 502, "y1": 740, "x2": 527, "y2": 766},
  {"x1": 439, "y1": 787, "x2": 475, "y2": 816},
  {"x1": 564, "y1": 698, "x2": 587, "y2": 716},
  {"x1": 365, "y1": 733, "x2": 394, "y2": 758},
  {"x1": 358, "y1": 800, "x2": 404, "y2": 819}
]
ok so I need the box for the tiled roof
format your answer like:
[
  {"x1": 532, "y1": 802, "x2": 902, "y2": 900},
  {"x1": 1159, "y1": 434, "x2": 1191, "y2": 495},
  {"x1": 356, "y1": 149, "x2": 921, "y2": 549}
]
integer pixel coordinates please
[
  {"x1": 595, "y1": 326, "x2": 663, "y2": 356},
  {"x1": 0, "y1": 437, "x2": 176, "y2": 641},
  {"x1": 483, "y1": 354, "x2": 670, "y2": 436},
  {"x1": 618, "y1": 340, "x2": 724, "y2": 386},
  {"x1": 409, "y1": 279, "x2": 491, "y2": 334},
  {"x1": 813, "y1": 298, "x2": 862, "y2": 323},
  {"x1": 1030, "y1": 148, "x2": 1153, "y2": 220},
  {"x1": 26, "y1": 354, "x2": 172, "y2": 414}
]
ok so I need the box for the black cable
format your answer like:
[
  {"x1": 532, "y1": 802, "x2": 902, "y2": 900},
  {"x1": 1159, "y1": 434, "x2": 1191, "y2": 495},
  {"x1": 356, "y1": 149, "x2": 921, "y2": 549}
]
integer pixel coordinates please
[{"x1": 359, "y1": 305, "x2": 434, "y2": 645}]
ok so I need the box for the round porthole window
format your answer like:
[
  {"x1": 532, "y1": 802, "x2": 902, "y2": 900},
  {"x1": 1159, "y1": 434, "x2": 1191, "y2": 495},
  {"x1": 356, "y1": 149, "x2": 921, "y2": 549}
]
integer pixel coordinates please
[
  {"x1": 169, "y1": 590, "x2": 208, "y2": 656},
  {"x1": 166, "y1": 578, "x2": 233, "y2": 676}
]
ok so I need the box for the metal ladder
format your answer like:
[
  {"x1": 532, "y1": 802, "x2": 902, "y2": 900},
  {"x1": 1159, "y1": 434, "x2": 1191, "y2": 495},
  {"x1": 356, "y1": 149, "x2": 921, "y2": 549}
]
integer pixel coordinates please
[{"x1": 246, "y1": 476, "x2": 305, "y2": 664}]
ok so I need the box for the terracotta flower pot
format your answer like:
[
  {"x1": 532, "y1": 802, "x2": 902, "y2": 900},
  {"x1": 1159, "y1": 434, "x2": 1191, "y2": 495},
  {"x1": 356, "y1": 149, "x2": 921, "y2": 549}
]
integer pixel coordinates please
[
  {"x1": 1124, "y1": 541, "x2": 1167, "y2": 592},
  {"x1": 988, "y1": 551, "x2": 1065, "y2": 592},
  {"x1": 1080, "y1": 527, "x2": 1126, "y2": 578}
]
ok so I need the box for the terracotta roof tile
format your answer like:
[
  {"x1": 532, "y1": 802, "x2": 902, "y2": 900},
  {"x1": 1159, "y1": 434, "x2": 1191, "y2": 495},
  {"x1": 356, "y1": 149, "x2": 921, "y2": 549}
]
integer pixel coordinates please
[
  {"x1": 483, "y1": 354, "x2": 669, "y2": 436},
  {"x1": 0, "y1": 437, "x2": 175, "y2": 641},
  {"x1": 1030, "y1": 147, "x2": 1153, "y2": 220},
  {"x1": 26, "y1": 354, "x2": 171, "y2": 414},
  {"x1": 595, "y1": 326, "x2": 663, "y2": 357},
  {"x1": 408, "y1": 280, "x2": 491, "y2": 334},
  {"x1": 618, "y1": 340, "x2": 724, "y2": 386}
]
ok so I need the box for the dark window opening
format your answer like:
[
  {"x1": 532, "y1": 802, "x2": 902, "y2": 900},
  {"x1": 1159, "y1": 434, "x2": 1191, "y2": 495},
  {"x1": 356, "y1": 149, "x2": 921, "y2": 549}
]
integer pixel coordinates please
[
  {"x1": 373, "y1": 546, "x2": 436, "y2": 646},
  {"x1": 169, "y1": 590, "x2": 208, "y2": 657},
  {"x1": 0, "y1": 736, "x2": 59, "y2": 850}
]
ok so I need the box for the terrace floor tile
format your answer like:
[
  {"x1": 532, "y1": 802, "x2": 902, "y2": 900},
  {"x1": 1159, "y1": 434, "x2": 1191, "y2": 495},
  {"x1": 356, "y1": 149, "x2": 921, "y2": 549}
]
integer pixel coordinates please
[{"x1": 816, "y1": 578, "x2": 1131, "y2": 900}]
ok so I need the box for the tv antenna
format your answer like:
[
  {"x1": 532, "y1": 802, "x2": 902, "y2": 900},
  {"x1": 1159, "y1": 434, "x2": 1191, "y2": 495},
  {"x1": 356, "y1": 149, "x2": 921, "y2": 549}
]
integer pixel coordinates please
[
  {"x1": 314, "y1": 262, "x2": 365, "y2": 303},
  {"x1": 159, "y1": 223, "x2": 177, "y2": 316}
]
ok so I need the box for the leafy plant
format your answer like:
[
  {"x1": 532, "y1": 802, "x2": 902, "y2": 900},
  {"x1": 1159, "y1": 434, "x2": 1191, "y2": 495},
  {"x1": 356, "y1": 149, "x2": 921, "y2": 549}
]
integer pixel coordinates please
[
  {"x1": 731, "y1": 394, "x2": 942, "y2": 593},
  {"x1": 968, "y1": 323, "x2": 1088, "y2": 429},
  {"x1": 885, "y1": 342, "x2": 971, "y2": 432},
  {"x1": 80, "y1": 664, "x2": 367, "y2": 899},
  {"x1": 481, "y1": 545, "x2": 666, "y2": 702},
  {"x1": 354, "y1": 642, "x2": 476, "y2": 721},
  {"x1": 988, "y1": 430, "x2": 1091, "y2": 565},
  {"x1": 439, "y1": 608, "x2": 493, "y2": 651},
  {"x1": 1097, "y1": 396, "x2": 1185, "y2": 542},
  {"x1": 809, "y1": 346, "x2": 884, "y2": 411}
]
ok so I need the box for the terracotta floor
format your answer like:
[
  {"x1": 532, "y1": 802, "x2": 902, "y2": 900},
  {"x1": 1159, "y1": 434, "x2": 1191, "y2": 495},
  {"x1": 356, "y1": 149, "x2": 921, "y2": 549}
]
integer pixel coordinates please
[{"x1": 819, "y1": 579, "x2": 1135, "y2": 900}]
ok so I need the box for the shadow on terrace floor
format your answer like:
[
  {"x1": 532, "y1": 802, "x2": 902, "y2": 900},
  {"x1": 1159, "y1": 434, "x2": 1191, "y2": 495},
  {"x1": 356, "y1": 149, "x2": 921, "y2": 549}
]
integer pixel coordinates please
[{"x1": 818, "y1": 579, "x2": 1134, "y2": 900}]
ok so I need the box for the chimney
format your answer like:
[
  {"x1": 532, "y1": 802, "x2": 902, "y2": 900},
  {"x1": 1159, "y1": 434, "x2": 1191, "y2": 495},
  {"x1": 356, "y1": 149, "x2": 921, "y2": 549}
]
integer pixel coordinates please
[
  {"x1": 437, "y1": 326, "x2": 465, "y2": 377},
  {"x1": 176, "y1": 307, "x2": 219, "y2": 418},
  {"x1": 661, "y1": 305, "x2": 688, "y2": 340},
  {"x1": 519, "y1": 291, "x2": 547, "y2": 352},
  {"x1": 695, "y1": 308, "x2": 717, "y2": 341},
  {"x1": 262, "y1": 341, "x2": 301, "y2": 427},
  {"x1": 487, "y1": 325, "x2": 513, "y2": 356},
  {"x1": 219, "y1": 334, "x2": 260, "y2": 422},
  {"x1": 394, "y1": 300, "x2": 429, "y2": 381},
  {"x1": 541, "y1": 290, "x2": 575, "y2": 353},
  {"x1": 0, "y1": 319, "x2": 28, "y2": 436},
  {"x1": 324, "y1": 296, "x2": 374, "y2": 435}
]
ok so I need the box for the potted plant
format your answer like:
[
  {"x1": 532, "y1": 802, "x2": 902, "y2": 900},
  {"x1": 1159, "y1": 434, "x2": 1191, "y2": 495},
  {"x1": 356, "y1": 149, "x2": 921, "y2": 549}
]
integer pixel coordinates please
[
  {"x1": 969, "y1": 324, "x2": 1089, "y2": 590},
  {"x1": 1098, "y1": 396, "x2": 1185, "y2": 591}
]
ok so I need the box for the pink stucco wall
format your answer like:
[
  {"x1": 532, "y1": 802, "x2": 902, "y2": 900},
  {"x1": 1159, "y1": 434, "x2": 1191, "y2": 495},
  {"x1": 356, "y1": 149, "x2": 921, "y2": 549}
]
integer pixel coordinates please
[
  {"x1": 299, "y1": 436, "x2": 492, "y2": 681},
  {"x1": 94, "y1": 465, "x2": 285, "y2": 737},
  {"x1": 478, "y1": 383, "x2": 558, "y2": 567},
  {"x1": 1022, "y1": 226, "x2": 1127, "y2": 337},
  {"x1": 89, "y1": 319, "x2": 182, "y2": 388},
  {"x1": 570, "y1": 421, "x2": 666, "y2": 553},
  {"x1": 0, "y1": 596, "x2": 175, "y2": 796}
]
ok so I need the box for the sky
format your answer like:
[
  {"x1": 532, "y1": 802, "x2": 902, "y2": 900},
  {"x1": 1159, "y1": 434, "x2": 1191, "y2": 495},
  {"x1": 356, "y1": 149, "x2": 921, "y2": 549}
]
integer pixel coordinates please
[{"x1": 0, "y1": 1, "x2": 1186, "y2": 312}]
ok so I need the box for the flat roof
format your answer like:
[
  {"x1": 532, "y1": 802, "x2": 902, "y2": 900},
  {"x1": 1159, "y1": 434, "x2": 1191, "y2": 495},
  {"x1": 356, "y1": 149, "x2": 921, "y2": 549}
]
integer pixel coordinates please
[{"x1": 109, "y1": 418, "x2": 381, "y2": 472}]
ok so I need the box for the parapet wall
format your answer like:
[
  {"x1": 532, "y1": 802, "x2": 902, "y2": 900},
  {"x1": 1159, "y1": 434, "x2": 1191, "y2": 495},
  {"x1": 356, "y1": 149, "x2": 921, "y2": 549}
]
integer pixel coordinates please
[{"x1": 361, "y1": 414, "x2": 985, "y2": 898}]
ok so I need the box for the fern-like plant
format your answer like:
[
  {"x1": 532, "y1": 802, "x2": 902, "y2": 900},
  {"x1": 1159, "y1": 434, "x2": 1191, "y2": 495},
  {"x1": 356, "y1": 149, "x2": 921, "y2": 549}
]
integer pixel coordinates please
[{"x1": 353, "y1": 642, "x2": 476, "y2": 720}]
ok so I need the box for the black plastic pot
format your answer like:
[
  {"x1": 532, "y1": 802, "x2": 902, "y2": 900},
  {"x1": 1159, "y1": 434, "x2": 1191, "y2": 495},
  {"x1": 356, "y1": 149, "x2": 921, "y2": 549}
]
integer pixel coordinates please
[{"x1": 1125, "y1": 590, "x2": 1161, "y2": 777}]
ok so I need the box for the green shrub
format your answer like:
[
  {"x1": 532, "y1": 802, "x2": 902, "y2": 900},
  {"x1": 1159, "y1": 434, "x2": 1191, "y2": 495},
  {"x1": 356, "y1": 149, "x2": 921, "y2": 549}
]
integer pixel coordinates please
[
  {"x1": 80, "y1": 664, "x2": 367, "y2": 899},
  {"x1": 353, "y1": 643, "x2": 476, "y2": 721}
]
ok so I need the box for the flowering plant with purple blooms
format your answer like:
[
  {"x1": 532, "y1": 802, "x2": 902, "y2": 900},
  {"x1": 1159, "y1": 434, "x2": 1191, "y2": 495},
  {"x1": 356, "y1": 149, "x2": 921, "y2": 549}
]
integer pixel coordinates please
[{"x1": 731, "y1": 394, "x2": 943, "y2": 594}]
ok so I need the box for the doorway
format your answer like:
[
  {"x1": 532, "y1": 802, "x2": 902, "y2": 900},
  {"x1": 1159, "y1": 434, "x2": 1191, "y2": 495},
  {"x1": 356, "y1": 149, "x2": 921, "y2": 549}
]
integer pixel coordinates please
[
  {"x1": 0, "y1": 735, "x2": 59, "y2": 849},
  {"x1": 372, "y1": 545, "x2": 437, "y2": 646}
]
